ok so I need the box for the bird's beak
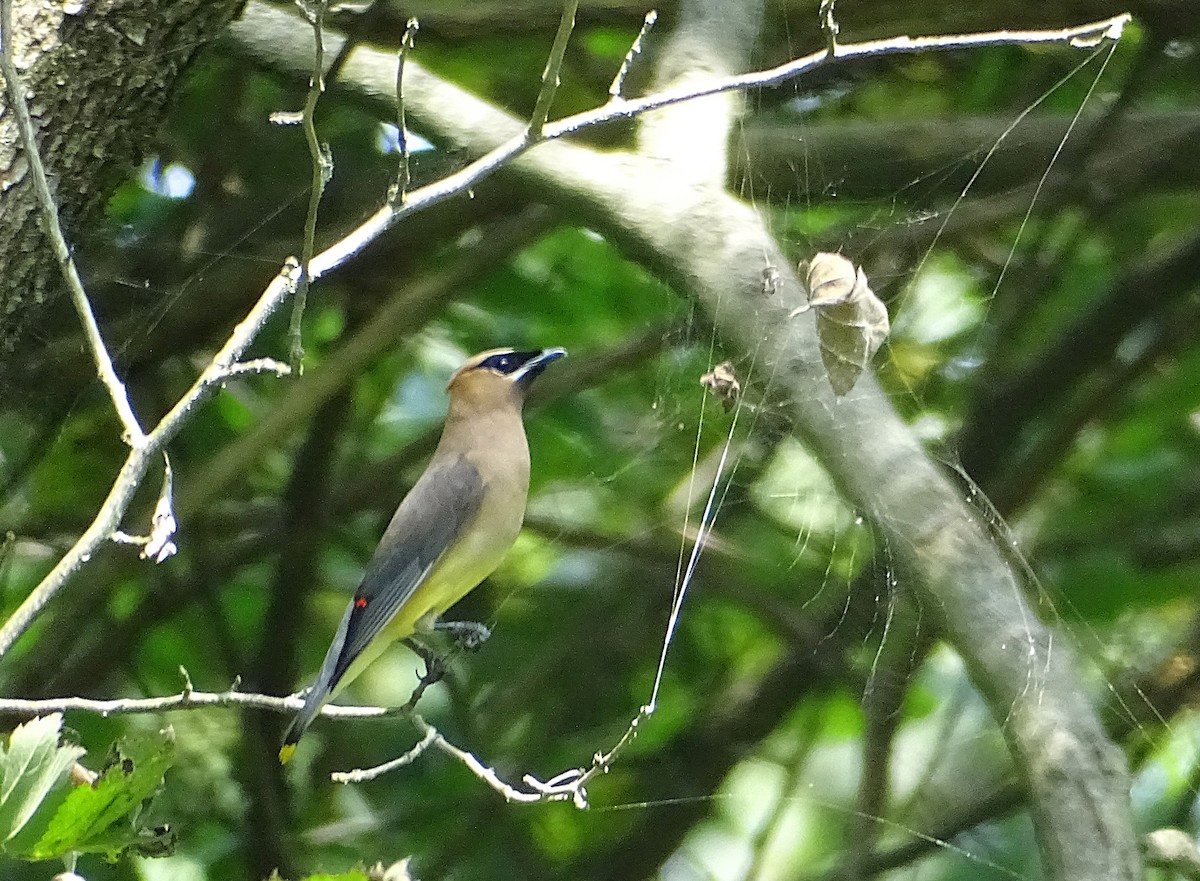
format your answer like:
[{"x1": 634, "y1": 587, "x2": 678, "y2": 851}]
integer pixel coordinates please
[{"x1": 513, "y1": 347, "x2": 567, "y2": 386}]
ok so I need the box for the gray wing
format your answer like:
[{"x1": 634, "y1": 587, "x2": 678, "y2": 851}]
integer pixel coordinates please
[
  {"x1": 282, "y1": 454, "x2": 482, "y2": 753},
  {"x1": 327, "y1": 452, "x2": 484, "y2": 685}
]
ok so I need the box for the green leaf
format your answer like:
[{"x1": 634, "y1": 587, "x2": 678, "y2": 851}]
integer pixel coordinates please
[
  {"x1": 0, "y1": 714, "x2": 83, "y2": 845},
  {"x1": 28, "y1": 726, "x2": 175, "y2": 861}
]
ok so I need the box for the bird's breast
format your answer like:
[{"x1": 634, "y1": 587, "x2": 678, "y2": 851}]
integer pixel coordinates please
[{"x1": 386, "y1": 435, "x2": 531, "y2": 636}]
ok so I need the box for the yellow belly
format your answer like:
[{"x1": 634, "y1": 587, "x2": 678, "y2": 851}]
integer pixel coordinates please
[{"x1": 333, "y1": 505, "x2": 522, "y2": 695}]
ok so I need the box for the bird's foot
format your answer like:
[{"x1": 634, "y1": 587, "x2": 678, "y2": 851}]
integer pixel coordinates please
[
  {"x1": 402, "y1": 637, "x2": 447, "y2": 686},
  {"x1": 433, "y1": 620, "x2": 491, "y2": 651}
]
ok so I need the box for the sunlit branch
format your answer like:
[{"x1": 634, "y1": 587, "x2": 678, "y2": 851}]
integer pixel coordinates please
[
  {"x1": 0, "y1": 0, "x2": 145, "y2": 447},
  {"x1": 280, "y1": 11, "x2": 1131, "y2": 286},
  {"x1": 609, "y1": 10, "x2": 657, "y2": 100},
  {"x1": 0, "y1": 688, "x2": 393, "y2": 720}
]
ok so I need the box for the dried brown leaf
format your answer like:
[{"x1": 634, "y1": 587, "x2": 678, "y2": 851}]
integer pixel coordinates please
[{"x1": 802, "y1": 254, "x2": 890, "y2": 395}]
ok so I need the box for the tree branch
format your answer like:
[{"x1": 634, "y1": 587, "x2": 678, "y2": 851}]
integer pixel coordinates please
[
  {"x1": 528, "y1": 0, "x2": 578, "y2": 140},
  {"x1": 226, "y1": 2, "x2": 1130, "y2": 275},
  {"x1": 228, "y1": 4, "x2": 1135, "y2": 879},
  {"x1": 0, "y1": 255, "x2": 300, "y2": 657},
  {"x1": 288, "y1": 0, "x2": 330, "y2": 368},
  {"x1": 0, "y1": 688, "x2": 389, "y2": 719}
]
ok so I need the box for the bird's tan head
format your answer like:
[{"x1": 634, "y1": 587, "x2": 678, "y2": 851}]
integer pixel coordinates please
[{"x1": 447, "y1": 347, "x2": 567, "y2": 409}]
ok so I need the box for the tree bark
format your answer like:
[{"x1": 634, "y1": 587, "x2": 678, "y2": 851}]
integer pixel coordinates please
[{"x1": 0, "y1": 0, "x2": 245, "y2": 372}]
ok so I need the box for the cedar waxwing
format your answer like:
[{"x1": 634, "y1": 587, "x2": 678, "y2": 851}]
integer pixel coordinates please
[{"x1": 279, "y1": 347, "x2": 566, "y2": 763}]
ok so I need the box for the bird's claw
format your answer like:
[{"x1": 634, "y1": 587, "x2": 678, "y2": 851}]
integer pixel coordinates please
[{"x1": 402, "y1": 637, "x2": 447, "y2": 684}]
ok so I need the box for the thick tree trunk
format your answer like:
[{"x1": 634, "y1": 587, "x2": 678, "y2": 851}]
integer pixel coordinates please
[{"x1": 0, "y1": 0, "x2": 245, "y2": 371}]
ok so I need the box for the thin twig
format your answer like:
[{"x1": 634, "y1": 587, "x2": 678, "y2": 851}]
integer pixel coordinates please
[
  {"x1": 334, "y1": 702, "x2": 654, "y2": 806},
  {"x1": 388, "y1": 17, "x2": 420, "y2": 204},
  {"x1": 0, "y1": 0, "x2": 145, "y2": 446},
  {"x1": 289, "y1": 0, "x2": 331, "y2": 370},
  {"x1": 0, "y1": 688, "x2": 395, "y2": 719},
  {"x1": 819, "y1": 0, "x2": 839, "y2": 55},
  {"x1": 331, "y1": 722, "x2": 436, "y2": 784},
  {"x1": 551, "y1": 15, "x2": 1132, "y2": 139},
  {"x1": 528, "y1": 0, "x2": 578, "y2": 139},
  {"x1": 419, "y1": 714, "x2": 576, "y2": 803},
  {"x1": 213, "y1": 357, "x2": 293, "y2": 379},
  {"x1": 609, "y1": 10, "x2": 658, "y2": 100},
  {"x1": 285, "y1": 13, "x2": 1132, "y2": 278}
]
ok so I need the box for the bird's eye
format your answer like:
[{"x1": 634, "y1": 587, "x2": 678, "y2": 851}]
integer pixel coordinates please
[{"x1": 479, "y1": 352, "x2": 529, "y2": 373}]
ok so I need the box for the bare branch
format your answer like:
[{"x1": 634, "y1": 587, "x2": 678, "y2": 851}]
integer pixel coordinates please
[
  {"x1": 334, "y1": 702, "x2": 654, "y2": 808},
  {"x1": 345, "y1": 715, "x2": 586, "y2": 802},
  {"x1": 213, "y1": 358, "x2": 293, "y2": 380},
  {"x1": 236, "y1": 9, "x2": 1130, "y2": 280},
  {"x1": 0, "y1": 261, "x2": 302, "y2": 658},
  {"x1": 387, "y1": 17, "x2": 420, "y2": 204},
  {"x1": 0, "y1": 688, "x2": 394, "y2": 720},
  {"x1": 287, "y1": 0, "x2": 332, "y2": 370},
  {"x1": 528, "y1": 0, "x2": 578, "y2": 140},
  {"x1": 0, "y1": 0, "x2": 145, "y2": 446},
  {"x1": 609, "y1": 10, "x2": 658, "y2": 101}
]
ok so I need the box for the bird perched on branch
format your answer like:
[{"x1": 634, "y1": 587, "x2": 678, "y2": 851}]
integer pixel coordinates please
[{"x1": 280, "y1": 347, "x2": 566, "y2": 763}]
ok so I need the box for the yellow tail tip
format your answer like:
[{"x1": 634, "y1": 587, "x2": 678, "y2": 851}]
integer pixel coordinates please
[{"x1": 278, "y1": 743, "x2": 297, "y2": 764}]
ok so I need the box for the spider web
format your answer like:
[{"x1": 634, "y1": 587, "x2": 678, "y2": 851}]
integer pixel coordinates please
[
  {"x1": 2, "y1": 11, "x2": 1188, "y2": 881},
  {"x1": 594, "y1": 32, "x2": 1177, "y2": 881}
]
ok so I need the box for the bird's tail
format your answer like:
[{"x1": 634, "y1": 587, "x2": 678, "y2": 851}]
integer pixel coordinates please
[
  {"x1": 279, "y1": 604, "x2": 355, "y2": 763},
  {"x1": 279, "y1": 683, "x2": 326, "y2": 763},
  {"x1": 278, "y1": 723, "x2": 302, "y2": 764}
]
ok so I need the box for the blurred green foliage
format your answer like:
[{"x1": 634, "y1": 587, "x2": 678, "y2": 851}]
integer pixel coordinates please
[{"x1": 1, "y1": 2, "x2": 1199, "y2": 880}]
